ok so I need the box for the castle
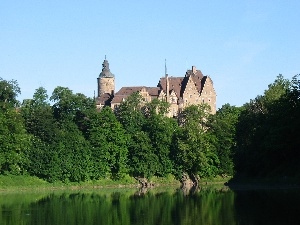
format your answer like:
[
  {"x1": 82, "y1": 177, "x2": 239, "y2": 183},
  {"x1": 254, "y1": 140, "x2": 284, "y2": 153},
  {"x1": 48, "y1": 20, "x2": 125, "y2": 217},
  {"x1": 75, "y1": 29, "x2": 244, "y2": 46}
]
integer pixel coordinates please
[{"x1": 96, "y1": 58, "x2": 216, "y2": 117}]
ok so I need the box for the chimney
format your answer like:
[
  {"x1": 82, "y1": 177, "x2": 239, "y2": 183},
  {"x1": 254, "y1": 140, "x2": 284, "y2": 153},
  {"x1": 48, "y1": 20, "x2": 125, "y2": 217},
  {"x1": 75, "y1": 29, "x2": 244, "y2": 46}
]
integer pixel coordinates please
[{"x1": 192, "y1": 66, "x2": 197, "y2": 74}]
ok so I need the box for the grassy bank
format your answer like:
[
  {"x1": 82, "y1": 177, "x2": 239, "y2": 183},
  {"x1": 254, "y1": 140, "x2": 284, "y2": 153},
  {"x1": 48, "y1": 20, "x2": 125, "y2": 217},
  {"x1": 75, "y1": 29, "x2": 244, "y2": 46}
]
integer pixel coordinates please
[
  {"x1": 0, "y1": 174, "x2": 236, "y2": 193},
  {"x1": 0, "y1": 174, "x2": 182, "y2": 192}
]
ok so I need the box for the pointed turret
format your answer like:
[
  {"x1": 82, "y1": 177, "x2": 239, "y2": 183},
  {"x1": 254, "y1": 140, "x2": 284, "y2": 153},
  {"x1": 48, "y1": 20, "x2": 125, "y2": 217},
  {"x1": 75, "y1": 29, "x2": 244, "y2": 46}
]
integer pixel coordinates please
[
  {"x1": 97, "y1": 57, "x2": 115, "y2": 97},
  {"x1": 99, "y1": 57, "x2": 115, "y2": 78}
]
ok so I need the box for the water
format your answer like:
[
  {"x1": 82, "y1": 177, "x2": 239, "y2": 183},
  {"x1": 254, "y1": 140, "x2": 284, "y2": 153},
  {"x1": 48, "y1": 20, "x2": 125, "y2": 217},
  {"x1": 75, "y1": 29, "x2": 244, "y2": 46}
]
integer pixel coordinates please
[{"x1": 0, "y1": 186, "x2": 300, "y2": 225}]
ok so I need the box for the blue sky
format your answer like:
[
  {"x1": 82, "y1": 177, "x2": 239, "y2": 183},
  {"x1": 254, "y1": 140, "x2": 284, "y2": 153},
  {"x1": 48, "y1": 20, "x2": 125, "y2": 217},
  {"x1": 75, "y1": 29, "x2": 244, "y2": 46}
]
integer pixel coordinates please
[{"x1": 1, "y1": 0, "x2": 299, "y2": 109}]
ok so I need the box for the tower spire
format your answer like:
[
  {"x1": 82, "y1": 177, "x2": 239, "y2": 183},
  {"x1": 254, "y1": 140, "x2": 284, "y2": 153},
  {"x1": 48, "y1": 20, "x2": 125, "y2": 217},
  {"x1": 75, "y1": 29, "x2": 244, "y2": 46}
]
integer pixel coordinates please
[
  {"x1": 165, "y1": 59, "x2": 169, "y2": 103},
  {"x1": 165, "y1": 58, "x2": 167, "y2": 77}
]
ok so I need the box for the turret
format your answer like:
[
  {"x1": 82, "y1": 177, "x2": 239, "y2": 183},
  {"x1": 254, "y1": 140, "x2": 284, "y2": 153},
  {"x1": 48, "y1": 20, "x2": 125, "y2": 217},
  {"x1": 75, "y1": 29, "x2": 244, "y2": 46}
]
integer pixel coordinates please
[{"x1": 97, "y1": 56, "x2": 115, "y2": 97}]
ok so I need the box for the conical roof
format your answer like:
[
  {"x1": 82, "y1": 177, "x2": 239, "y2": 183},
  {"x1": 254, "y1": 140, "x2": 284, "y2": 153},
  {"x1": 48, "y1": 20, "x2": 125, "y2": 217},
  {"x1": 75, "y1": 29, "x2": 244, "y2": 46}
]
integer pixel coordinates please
[{"x1": 99, "y1": 58, "x2": 114, "y2": 78}]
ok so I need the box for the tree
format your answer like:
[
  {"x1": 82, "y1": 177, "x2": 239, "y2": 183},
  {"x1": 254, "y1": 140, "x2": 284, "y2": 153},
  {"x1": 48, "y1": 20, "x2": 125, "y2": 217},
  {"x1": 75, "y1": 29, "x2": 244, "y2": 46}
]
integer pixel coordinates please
[
  {"x1": 128, "y1": 131, "x2": 159, "y2": 179},
  {"x1": 50, "y1": 86, "x2": 95, "y2": 122},
  {"x1": 172, "y1": 104, "x2": 219, "y2": 180},
  {"x1": 234, "y1": 74, "x2": 295, "y2": 177},
  {"x1": 21, "y1": 87, "x2": 58, "y2": 142},
  {"x1": 115, "y1": 92, "x2": 145, "y2": 135},
  {"x1": 88, "y1": 107, "x2": 128, "y2": 180},
  {"x1": 36, "y1": 86, "x2": 96, "y2": 182},
  {"x1": 0, "y1": 108, "x2": 31, "y2": 175},
  {"x1": 0, "y1": 78, "x2": 30, "y2": 175},
  {"x1": 143, "y1": 109, "x2": 177, "y2": 177},
  {"x1": 210, "y1": 104, "x2": 242, "y2": 176},
  {"x1": 0, "y1": 78, "x2": 21, "y2": 110},
  {"x1": 142, "y1": 98, "x2": 170, "y2": 117}
]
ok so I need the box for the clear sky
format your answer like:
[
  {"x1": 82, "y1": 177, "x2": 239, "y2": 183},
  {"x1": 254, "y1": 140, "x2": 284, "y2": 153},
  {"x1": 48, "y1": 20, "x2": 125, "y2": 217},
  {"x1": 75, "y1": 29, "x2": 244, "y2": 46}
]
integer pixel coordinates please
[{"x1": 1, "y1": 0, "x2": 299, "y2": 109}]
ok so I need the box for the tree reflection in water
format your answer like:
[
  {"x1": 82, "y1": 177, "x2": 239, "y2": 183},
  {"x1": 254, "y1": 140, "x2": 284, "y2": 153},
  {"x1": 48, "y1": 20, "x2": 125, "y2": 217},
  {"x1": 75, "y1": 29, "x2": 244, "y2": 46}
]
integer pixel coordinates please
[{"x1": 0, "y1": 186, "x2": 300, "y2": 225}]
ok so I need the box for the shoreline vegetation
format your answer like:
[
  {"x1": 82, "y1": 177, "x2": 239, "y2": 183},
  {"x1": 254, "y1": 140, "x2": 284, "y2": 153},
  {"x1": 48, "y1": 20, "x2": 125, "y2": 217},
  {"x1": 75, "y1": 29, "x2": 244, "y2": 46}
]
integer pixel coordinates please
[
  {"x1": 1, "y1": 175, "x2": 300, "y2": 193},
  {"x1": 0, "y1": 175, "x2": 231, "y2": 193}
]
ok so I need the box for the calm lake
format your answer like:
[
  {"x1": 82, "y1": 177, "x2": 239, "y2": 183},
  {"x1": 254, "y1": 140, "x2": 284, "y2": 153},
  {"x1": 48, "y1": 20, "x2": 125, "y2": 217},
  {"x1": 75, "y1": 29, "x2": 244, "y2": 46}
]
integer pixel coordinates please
[{"x1": 1, "y1": 185, "x2": 300, "y2": 225}]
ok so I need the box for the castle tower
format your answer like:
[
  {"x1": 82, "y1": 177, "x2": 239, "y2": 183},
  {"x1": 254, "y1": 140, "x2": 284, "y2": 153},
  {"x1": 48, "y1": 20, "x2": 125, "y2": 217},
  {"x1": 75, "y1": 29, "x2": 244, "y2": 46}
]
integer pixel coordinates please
[{"x1": 97, "y1": 57, "x2": 115, "y2": 97}]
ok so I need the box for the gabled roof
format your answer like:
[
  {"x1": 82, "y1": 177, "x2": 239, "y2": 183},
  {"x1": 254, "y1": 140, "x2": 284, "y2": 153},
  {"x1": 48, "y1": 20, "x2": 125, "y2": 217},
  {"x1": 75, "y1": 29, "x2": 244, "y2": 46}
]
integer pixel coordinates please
[
  {"x1": 158, "y1": 76, "x2": 184, "y2": 98},
  {"x1": 111, "y1": 86, "x2": 161, "y2": 104},
  {"x1": 186, "y1": 69, "x2": 204, "y2": 92},
  {"x1": 146, "y1": 87, "x2": 160, "y2": 96},
  {"x1": 157, "y1": 68, "x2": 205, "y2": 98},
  {"x1": 114, "y1": 86, "x2": 160, "y2": 96}
]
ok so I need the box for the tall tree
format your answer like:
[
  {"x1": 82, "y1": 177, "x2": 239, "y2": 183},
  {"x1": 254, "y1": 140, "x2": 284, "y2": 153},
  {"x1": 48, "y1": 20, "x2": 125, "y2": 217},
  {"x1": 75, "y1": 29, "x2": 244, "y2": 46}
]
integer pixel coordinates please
[
  {"x1": 115, "y1": 92, "x2": 145, "y2": 135},
  {"x1": 0, "y1": 78, "x2": 21, "y2": 110},
  {"x1": 0, "y1": 78, "x2": 31, "y2": 175},
  {"x1": 143, "y1": 104, "x2": 177, "y2": 177},
  {"x1": 128, "y1": 131, "x2": 159, "y2": 179},
  {"x1": 172, "y1": 104, "x2": 219, "y2": 180},
  {"x1": 88, "y1": 107, "x2": 128, "y2": 180},
  {"x1": 50, "y1": 86, "x2": 95, "y2": 123},
  {"x1": 21, "y1": 87, "x2": 57, "y2": 142},
  {"x1": 210, "y1": 104, "x2": 242, "y2": 176},
  {"x1": 0, "y1": 109, "x2": 31, "y2": 175},
  {"x1": 234, "y1": 74, "x2": 294, "y2": 177}
]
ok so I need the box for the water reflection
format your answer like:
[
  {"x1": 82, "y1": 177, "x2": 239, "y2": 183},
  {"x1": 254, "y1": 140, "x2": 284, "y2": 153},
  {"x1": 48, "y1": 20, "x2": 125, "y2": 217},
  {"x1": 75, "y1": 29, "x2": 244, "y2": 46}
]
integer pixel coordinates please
[{"x1": 0, "y1": 186, "x2": 299, "y2": 225}]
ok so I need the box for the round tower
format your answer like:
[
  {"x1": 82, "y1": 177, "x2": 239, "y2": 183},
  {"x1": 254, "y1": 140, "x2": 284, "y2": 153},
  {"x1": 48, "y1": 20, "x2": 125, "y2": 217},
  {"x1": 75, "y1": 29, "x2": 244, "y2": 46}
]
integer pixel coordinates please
[{"x1": 97, "y1": 57, "x2": 115, "y2": 97}]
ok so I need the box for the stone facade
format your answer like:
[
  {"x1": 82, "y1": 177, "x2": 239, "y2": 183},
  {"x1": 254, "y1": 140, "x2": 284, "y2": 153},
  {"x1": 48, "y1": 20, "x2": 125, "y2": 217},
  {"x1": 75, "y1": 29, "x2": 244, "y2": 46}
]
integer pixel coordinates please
[{"x1": 96, "y1": 59, "x2": 216, "y2": 115}]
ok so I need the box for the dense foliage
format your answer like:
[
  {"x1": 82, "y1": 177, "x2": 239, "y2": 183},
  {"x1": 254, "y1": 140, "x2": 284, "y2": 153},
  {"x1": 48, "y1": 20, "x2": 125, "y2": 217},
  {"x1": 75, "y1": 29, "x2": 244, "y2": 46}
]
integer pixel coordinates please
[
  {"x1": 0, "y1": 74, "x2": 299, "y2": 183},
  {"x1": 235, "y1": 74, "x2": 300, "y2": 178}
]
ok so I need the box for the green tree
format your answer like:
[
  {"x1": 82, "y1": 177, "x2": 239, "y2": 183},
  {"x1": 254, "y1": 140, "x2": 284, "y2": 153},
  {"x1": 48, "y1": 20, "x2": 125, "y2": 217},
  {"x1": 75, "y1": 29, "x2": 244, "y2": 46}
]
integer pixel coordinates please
[
  {"x1": 172, "y1": 104, "x2": 219, "y2": 179},
  {"x1": 142, "y1": 98, "x2": 170, "y2": 117},
  {"x1": 21, "y1": 87, "x2": 58, "y2": 142},
  {"x1": 0, "y1": 109, "x2": 31, "y2": 175},
  {"x1": 46, "y1": 87, "x2": 95, "y2": 182},
  {"x1": 115, "y1": 92, "x2": 145, "y2": 135},
  {"x1": 210, "y1": 104, "x2": 242, "y2": 176},
  {"x1": 50, "y1": 86, "x2": 95, "y2": 122},
  {"x1": 234, "y1": 74, "x2": 293, "y2": 177},
  {"x1": 0, "y1": 78, "x2": 21, "y2": 109},
  {"x1": 143, "y1": 110, "x2": 177, "y2": 177},
  {"x1": 129, "y1": 131, "x2": 159, "y2": 178},
  {"x1": 0, "y1": 78, "x2": 31, "y2": 174},
  {"x1": 88, "y1": 107, "x2": 128, "y2": 180}
]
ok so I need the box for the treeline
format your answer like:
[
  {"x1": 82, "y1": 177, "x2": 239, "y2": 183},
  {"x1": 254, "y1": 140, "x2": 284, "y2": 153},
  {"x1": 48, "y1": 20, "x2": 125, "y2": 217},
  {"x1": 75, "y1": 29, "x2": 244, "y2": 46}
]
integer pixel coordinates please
[
  {"x1": 0, "y1": 74, "x2": 299, "y2": 183},
  {"x1": 234, "y1": 74, "x2": 300, "y2": 178}
]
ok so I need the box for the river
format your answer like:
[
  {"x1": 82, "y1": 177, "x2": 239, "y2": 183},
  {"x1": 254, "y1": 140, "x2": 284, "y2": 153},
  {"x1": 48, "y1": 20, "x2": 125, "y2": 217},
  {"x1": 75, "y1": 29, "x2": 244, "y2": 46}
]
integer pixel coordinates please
[{"x1": 1, "y1": 185, "x2": 300, "y2": 225}]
